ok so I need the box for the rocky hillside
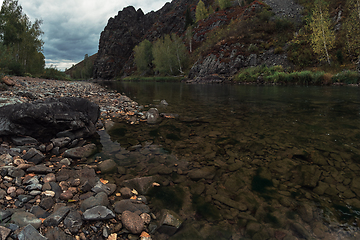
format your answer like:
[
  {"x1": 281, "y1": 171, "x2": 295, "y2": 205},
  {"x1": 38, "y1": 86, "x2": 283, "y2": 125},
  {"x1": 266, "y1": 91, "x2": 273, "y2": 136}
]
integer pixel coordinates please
[
  {"x1": 93, "y1": 0, "x2": 196, "y2": 79},
  {"x1": 92, "y1": 0, "x2": 353, "y2": 80}
]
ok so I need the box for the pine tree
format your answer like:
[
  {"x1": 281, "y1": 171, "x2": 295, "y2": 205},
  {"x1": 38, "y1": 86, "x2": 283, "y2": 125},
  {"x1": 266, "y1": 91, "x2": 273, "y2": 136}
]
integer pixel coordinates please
[
  {"x1": 184, "y1": 7, "x2": 194, "y2": 30},
  {"x1": 309, "y1": 0, "x2": 335, "y2": 65},
  {"x1": 195, "y1": 0, "x2": 208, "y2": 22},
  {"x1": 344, "y1": 0, "x2": 360, "y2": 60}
]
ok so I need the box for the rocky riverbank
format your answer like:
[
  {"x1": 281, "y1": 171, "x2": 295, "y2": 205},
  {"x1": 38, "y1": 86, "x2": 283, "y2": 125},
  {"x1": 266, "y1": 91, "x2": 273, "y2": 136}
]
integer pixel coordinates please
[{"x1": 0, "y1": 77, "x2": 176, "y2": 240}]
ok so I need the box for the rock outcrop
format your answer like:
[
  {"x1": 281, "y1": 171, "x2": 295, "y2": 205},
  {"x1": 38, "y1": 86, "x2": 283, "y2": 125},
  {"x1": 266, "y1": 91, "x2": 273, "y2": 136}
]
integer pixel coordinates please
[
  {"x1": 93, "y1": 0, "x2": 195, "y2": 79},
  {"x1": 0, "y1": 97, "x2": 100, "y2": 141}
]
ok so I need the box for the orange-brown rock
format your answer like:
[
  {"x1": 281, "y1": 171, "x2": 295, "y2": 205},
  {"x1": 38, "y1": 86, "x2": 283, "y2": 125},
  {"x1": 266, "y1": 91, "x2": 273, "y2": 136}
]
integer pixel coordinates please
[{"x1": 2, "y1": 76, "x2": 15, "y2": 86}]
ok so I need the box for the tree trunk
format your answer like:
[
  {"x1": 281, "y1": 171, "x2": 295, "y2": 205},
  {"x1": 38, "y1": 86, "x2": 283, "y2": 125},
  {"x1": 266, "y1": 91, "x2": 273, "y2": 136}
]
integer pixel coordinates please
[{"x1": 320, "y1": 6, "x2": 331, "y2": 65}]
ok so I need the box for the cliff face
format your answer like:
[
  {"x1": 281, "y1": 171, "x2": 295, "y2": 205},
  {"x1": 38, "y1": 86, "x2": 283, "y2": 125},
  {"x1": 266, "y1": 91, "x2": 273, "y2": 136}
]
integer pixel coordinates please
[{"x1": 93, "y1": 0, "x2": 195, "y2": 79}]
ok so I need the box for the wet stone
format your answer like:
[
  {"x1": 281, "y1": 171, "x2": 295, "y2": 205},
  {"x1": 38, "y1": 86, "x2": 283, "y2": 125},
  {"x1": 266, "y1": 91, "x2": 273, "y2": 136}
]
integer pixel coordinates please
[
  {"x1": 121, "y1": 210, "x2": 144, "y2": 234},
  {"x1": 188, "y1": 166, "x2": 216, "y2": 180},
  {"x1": 122, "y1": 176, "x2": 155, "y2": 195},
  {"x1": 17, "y1": 224, "x2": 47, "y2": 240},
  {"x1": 114, "y1": 199, "x2": 150, "y2": 214},
  {"x1": 98, "y1": 159, "x2": 118, "y2": 174},
  {"x1": 157, "y1": 209, "x2": 183, "y2": 236},
  {"x1": 63, "y1": 144, "x2": 96, "y2": 159},
  {"x1": 82, "y1": 206, "x2": 115, "y2": 221}
]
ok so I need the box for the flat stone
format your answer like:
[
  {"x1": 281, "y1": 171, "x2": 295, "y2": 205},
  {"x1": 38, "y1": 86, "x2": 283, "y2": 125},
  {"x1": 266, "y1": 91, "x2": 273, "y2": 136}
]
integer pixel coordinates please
[
  {"x1": 80, "y1": 192, "x2": 109, "y2": 212},
  {"x1": 26, "y1": 164, "x2": 52, "y2": 174},
  {"x1": 157, "y1": 209, "x2": 183, "y2": 236},
  {"x1": 64, "y1": 210, "x2": 83, "y2": 234},
  {"x1": 25, "y1": 183, "x2": 42, "y2": 191},
  {"x1": 51, "y1": 137, "x2": 71, "y2": 148},
  {"x1": 12, "y1": 136, "x2": 38, "y2": 146},
  {"x1": 45, "y1": 226, "x2": 75, "y2": 240},
  {"x1": 0, "y1": 210, "x2": 12, "y2": 221},
  {"x1": 18, "y1": 195, "x2": 34, "y2": 203},
  {"x1": 114, "y1": 199, "x2": 150, "y2": 214},
  {"x1": 7, "y1": 167, "x2": 25, "y2": 178},
  {"x1": 30, "y1": 205, "x2": 50, "y2": 219},
  {"x1": 121, "y1": 210, "x2": 144, "y2": 234},
  {"x1": 122, "y1": 176, "x2": 155, "y2": 195},
  {"x1": 0, "y1": 226, "x2": 11, "y2": 240},
  {"x1": 40, "y1": 197, "x2": 54, "y2": 210},
  {"x1": 63, "y1": 144, "x2": 96, "y2": 159},
  {"x1": 82, "y1": 206, "x2": 115, "y2": 221},
  {"x1": 18, "y1": 224, "x2": 47, "y2": 240},
  {"x1": 11, "y1": 211, "x2": 42, "y2": 229},
  {"x1": 22, "y1": 148, "x2": 45, "y2": 165},
  {"x1": 91, "y1": 180, "x2": 112, "y2": 195},
  {"x1": 212, "y1": 194, "x2": 248, "y2": 211},
  {"x1": 43, "y1": 206, "x2": 71, "y2": 227},
  {"x1": 188, "y1": 166, "x2": 216, "y2": 180}
]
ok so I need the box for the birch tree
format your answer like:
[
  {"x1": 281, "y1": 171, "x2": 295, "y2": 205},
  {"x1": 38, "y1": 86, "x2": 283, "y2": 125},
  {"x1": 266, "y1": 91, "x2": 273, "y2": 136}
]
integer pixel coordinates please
[
  {"x1": 309, "y1": 0, "x2": 335, "y2": 65},
  {"x1": 134, "y1": 39, "x2": 153, "y2": 73},
  {"x1": 344, "y1": 0, "x2": 360, "y2": 60}
]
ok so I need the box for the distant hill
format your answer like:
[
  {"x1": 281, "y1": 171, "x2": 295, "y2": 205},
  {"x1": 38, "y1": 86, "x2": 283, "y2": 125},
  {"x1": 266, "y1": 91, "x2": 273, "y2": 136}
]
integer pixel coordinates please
[{"x1": 65, "y1": 53, "x2": 97, "y2": 79}]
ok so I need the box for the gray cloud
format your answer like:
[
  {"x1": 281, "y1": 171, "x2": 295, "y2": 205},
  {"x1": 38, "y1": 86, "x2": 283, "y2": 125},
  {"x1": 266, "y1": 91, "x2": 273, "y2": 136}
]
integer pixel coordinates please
[{"x1": 17, "y1": 0, "x2": 169, "y2": 70}]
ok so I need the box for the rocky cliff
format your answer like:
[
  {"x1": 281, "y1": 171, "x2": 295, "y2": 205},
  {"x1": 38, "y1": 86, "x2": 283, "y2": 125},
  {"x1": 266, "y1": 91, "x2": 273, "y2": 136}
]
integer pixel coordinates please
[
  {"x1": 93, "y1": 0, "x2": 196, "y2": 79},
  {"x1": 93, "y1": 0, "x2": 308, "y2": 80}
]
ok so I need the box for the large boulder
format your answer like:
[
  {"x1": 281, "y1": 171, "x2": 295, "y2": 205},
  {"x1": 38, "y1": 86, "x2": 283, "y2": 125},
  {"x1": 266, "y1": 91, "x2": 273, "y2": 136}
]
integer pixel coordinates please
[{"x1": 0, "y1": 97, "x2": 100, "y2": 141}]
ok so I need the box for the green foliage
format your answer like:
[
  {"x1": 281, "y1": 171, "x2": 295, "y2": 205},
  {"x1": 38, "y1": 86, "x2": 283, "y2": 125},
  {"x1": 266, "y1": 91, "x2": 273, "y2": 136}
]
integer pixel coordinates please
[
  {"x1": 184, "y1": 7, "x2": 194, "y2": 30},
  {"x1": 218, "y1": 0, "x2": 232, "y2": 10},
  {"x1": 343, "y1": 0, "x2": 360, "y2": 60},
  {"x1": 235, "y1": 65, "x2": 328, "y2": 85},
  {"x1": 134, "y1": 39, "x2": 153, "y2": 74},
  {"x1": 309, "y1": 0, "x2": 335, "y2": 65},
  {"x1": 152, "y1": 34, "x2": 188, "y2": 75},
  {"x1": 0, "y1": 0, "x2": 44, "y2": 75},
  {"x1": 195, "y1": 0, "x2": 208, "y2": 22},
  {"x1": 40, "y1": 65, "x2": 68, "y2": 80},
  {"x1": 71, "y1": 54, "x2": 94, "y2": 79},
  {"x1": 257, "y1": 9, "x2": 273, "y2": 22},
  {"x1": 332, "y1": 70, "x2": 360, "y2": 84}
]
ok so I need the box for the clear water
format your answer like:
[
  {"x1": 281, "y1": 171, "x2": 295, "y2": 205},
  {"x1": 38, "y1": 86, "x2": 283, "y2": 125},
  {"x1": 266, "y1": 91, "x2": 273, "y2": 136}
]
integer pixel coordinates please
[{"x1": 98, "y1": 81, "x2": 360, "y2": 239}]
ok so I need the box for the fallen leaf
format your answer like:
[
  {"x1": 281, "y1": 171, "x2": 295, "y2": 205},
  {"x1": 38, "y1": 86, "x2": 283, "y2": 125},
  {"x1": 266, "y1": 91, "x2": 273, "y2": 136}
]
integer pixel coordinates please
[
  {"x1": 100, "y1": 178, "x2": 109, "y2": 184},
  {"x1": 131, "y1": 189, "x2": 138, "y2": 195}
]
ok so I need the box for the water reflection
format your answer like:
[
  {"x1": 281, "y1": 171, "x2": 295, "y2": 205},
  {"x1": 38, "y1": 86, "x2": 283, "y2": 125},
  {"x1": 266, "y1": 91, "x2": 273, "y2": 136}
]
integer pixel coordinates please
[{"x1": 98, "y1": 82, "x2": 360, "y2": 239}]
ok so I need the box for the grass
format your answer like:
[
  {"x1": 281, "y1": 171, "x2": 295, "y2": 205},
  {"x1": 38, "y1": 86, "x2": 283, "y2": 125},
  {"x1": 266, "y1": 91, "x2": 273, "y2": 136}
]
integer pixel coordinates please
[{"x1": 234, "y1": 65, "x2": 338, "y2": 85}]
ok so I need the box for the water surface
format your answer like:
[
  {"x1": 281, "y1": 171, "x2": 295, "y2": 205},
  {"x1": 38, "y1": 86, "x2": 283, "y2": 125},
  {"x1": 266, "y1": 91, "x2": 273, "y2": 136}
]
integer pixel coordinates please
[{"x1": 99, "y1": 82, "x2": 360, "y2": 239}]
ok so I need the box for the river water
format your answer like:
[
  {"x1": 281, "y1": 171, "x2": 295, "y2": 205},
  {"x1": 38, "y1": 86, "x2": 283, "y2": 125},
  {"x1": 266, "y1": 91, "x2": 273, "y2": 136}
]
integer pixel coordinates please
[{"x1": 98, "y1": 81, "x2": 360, "y2": 239}]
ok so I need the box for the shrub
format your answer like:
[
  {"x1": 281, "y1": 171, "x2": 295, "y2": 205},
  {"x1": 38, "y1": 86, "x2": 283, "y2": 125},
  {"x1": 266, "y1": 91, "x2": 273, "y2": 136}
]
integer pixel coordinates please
[
  {"x1": 274, "y1": 46, "x2": 284, "y2": 54},
  {"x1": 332, "y1": 71, "x2": 360, "y2": 84}
]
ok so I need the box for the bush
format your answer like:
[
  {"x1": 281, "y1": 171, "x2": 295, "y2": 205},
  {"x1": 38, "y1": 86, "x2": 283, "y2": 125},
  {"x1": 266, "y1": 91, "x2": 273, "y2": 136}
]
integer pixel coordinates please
[
  {"x1": 40, "y1": 66, "x2": 68, "y2": 80},
  {"x1": 332, "y1": 71, "x2": 360, "y2": 84}
]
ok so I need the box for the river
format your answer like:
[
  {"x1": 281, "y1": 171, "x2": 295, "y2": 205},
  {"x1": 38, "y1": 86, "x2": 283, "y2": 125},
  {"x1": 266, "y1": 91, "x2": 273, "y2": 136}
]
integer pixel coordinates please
[{"x1": 97, "y1": 81, "x2": 360, "y2": 239}]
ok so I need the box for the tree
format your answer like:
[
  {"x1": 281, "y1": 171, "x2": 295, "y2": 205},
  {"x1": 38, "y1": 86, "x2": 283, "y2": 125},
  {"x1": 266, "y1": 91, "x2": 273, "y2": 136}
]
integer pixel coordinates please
[
  {"x1": 195, "y1": 0, "x2": 208, "y2": 22},
  {"x1": 309, "y1": 0, "x2": 335, "y2": 65},
  {"x1": 343, "y1": 0, "x2": 360, "y2": 60},
  {"x1": 218, "y1": 0, "x2": 232, "y2": 10},
  {"x1": 134, "y1": 39, "x2": 153, "y2": 74},
  {"x1": 184, "y1": 7, "x2": 194, "y2": 30},
  {"x1": 0, "y1": 0, "x2": 44, "y2": 75},
  {"x1": 152, "y1": 34, "x2": 188, "y2": 75}
]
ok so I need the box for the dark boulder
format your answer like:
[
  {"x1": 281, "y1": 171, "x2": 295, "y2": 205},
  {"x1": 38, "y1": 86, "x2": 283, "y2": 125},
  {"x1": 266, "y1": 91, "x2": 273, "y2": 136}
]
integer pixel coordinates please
[{"x1": 0, "y1": 97, "x2": 100, "y2": 141}]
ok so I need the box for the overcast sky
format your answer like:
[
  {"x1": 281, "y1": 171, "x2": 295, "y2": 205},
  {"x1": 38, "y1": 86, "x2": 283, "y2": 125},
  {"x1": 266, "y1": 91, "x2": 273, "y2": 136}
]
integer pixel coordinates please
[{"x1": 17, "y1": 0, "x2": 169, "y2": 70}]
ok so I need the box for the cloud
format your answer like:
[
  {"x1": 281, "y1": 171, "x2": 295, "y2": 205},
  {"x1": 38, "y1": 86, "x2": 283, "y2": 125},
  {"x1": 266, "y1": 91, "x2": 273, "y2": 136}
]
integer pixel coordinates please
[{"x1": 17, "y1": 0, "x2": 169, "y2": 70}]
